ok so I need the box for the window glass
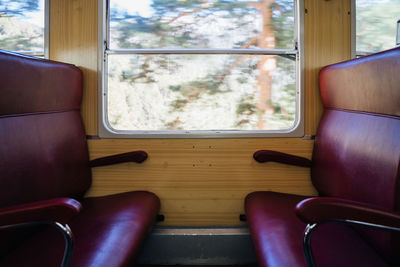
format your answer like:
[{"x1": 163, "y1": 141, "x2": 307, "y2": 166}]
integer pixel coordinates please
[
  {"x1": 356, "y1": 0, "x2": 400, "y2": 54},
  {"x1": 109, "y1": 0, "x2": 295, "y2": 50},
  {"x1": 107, "y1": 54, "x2": 296, "y2": 131},
  {"x1": 104, "y1": 0, "x2": 300, "y2": 135},
  {"x1": 0, "y1": 0, "x2": 45, "y2": 54}
]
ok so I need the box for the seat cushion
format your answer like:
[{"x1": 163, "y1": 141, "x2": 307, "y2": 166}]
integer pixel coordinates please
[
  {"x1": 245, "y1": 191, "x2": 387, "y2": 267},
  {"x1": 0, "y1": 191, "x2": 160, "y2": 267}
]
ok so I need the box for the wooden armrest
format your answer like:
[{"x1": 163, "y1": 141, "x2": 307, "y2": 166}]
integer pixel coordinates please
[
  {"x1": 89, "y1": 150, "x2": 148, "y2": 167},
  {"x1": 253, "y1": 150, "x2": 312, "y2": 167}
]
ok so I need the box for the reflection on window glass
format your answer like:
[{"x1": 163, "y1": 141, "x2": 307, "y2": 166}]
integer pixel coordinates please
[
  {"x1": 356, "y1": 0, "x2": 400, "y2": 53},
  {"x1": 109, "y1": 0, "x2": 295, "y2": 49},
  {"x1": 107, "y1": 54, "x2": 296, "y2": 131},
  {"x1": 0, "y1": 0, "x2": 44, "y2": 53}
]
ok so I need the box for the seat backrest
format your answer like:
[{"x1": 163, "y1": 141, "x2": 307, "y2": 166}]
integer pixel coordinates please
[
  {"x1": 0, "y1": 50, "x2": 91, "y2": 208},
  {"x1": 311, "y1": 47, "x2": 400, "y2": 263}
]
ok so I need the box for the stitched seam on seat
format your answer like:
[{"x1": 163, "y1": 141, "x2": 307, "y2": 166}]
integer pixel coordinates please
[
  {"x1": 1, "y1": 50, "x2": 78, "y2": 67},
  {"x1": 324, "y1": 107, "x2": 400, "y2": 120},
  {"x1": 0, "y1": 109, "x2": 81, "y2": 119}
]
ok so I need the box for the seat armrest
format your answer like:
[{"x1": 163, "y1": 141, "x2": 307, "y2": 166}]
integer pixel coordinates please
[
  {"x1": 296, "y1": 197, "x2": 400, "y2": 229},
  {"x1": 0, "y1": 198, "x2": 82, "y2": 227},
  {"x1": 253, "y1": 150, "x2": 312, "y2": 167},
  {"x1": 89, "y1": 150, "x2": 148, "y2": 167}
]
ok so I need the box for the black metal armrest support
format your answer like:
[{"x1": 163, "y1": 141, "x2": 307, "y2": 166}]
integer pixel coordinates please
[
  {"x1": 0, "y1": 198, "x2": 81, "y2": 267},
  {"x1": 89, "y1": 150, "x2": 148, "y2": 167},
  {"x1": 253, "y1": 150, "x2": 312, "y2": 167},
  {"x1": 0, "y1": 221, "x2": 74, "y2": 267},
  {"x1": 296, "y1": 197, "x2": 400, "y2": 267}
]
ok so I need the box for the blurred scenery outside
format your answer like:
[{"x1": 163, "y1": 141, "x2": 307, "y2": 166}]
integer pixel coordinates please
[
  {"x1": 107, "y1": 0, "x2": 297, "y2": 132},
  {"x1": 108, "y1": 54, "x2": 296, "y2": 131},
  {"x1": 356, "y1": 0, "x2": 400, "y2": 53},
  {"x1": 0, "y1": 0, "x2": 44, "y2": 54}
]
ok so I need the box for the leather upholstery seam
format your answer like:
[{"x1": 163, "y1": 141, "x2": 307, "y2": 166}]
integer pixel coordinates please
[
  {"x1": 324, "y1": 107, "x2": 400, "y2": 120},
  {"x1": 1, "y1": 50, "x2": 78, "y2": 67},
  {"x1": 0, "y1": 109, "x2": 81, "y2": 119}
]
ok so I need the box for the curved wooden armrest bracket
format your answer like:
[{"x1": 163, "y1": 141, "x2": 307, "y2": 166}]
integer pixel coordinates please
[
  {"x1": 253, "y1": 150, "x2": 312, "y2": 167},
  {"x1": 89, "y1": 150, "x2": 148, "y2": 168}
]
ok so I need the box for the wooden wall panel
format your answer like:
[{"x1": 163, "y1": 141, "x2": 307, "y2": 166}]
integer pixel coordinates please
[
  {"x1": 49, "y1": 0, "x2": 98, "y2": 135},
  {"x1": 49, "y1": 0, "x2": 351, "y2": 225},
  {"x1": 304, "y1": 0, "x2": 351, "y2": 135},
  {"x1": 87, "y1": 138, "x2": 316, "y2": 225}
]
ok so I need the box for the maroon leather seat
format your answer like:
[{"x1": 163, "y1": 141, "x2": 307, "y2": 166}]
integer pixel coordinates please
[
  {"x1": 0, "y1": 50, "x2": 160, "y2": 267},
  {"x1": 246, "y1": 47, "x2": 400, "y2": 267}
]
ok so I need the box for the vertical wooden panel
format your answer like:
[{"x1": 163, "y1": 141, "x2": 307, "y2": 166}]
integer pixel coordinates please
[
  {"x1": 304, "y1": 0, "x2": 351, "y2": 135},
  {"x1": 49, "y1": 0, "x2": 98, "y2": 135}
]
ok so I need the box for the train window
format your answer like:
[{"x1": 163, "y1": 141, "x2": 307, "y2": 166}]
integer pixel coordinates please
[
  {"x1": 355, "y1": 0, "x2": 400, "y2": 56},
  {"x1": 99, "y1": 0, "x2": 303, "y2": 138},
  {"x1": 0, "y1": 0, "x2": 48, "y2": 58}
]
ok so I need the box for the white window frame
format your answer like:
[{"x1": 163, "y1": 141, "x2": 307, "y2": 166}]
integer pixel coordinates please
[
  {"x1": 4, "y1": 0, "x2": 49, "y2": 59},
  {"x1": 98, "y1": 0, "x2": 304, "y2": 138}
]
